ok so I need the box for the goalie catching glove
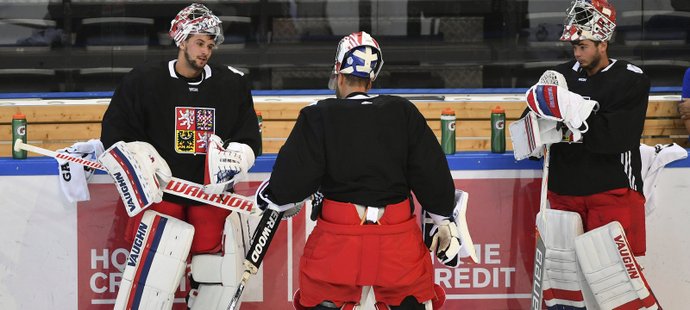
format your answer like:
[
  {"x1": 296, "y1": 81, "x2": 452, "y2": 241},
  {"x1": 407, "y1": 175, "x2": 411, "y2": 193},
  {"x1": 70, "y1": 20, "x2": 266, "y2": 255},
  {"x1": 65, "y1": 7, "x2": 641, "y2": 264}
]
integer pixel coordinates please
[
  {"x1": 203, "y1": 134, "x2": 255, "y2": 195},
  {"x1": 98, "y1": 141, "x2": 172, "y2": 217},
  {"x1": 423, "y1": 189, "x2": 479, "y2": 267},
  {"x1": 525, "y1": 70, "x2": 599, "y2": 142},
  {"x1": 255, "y1": 179, "x2": 305, "y2": 219}
]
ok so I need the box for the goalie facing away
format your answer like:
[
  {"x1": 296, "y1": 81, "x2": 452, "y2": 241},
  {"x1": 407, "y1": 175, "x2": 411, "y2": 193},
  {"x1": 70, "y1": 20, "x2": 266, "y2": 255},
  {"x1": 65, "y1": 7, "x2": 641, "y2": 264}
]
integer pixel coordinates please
[{"x1": 253, "y1": 31, "x2": 478, "y2": 310}]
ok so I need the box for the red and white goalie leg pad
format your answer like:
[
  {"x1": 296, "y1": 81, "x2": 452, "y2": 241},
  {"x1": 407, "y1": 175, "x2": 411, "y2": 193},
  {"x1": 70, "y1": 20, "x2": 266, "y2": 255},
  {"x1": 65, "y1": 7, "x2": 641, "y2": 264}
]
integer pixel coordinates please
[
  {"x1": 187, "y1": 211, "x2": 251, "y2": 309},
  {"x1": 536, "y1": 209, "x2": 595, "y2": 309},
  {"x1": 575, "y1": 221, "x2": 660, "y2": 310},
  {"x1": 114, "y1": 211, "x2": 194, "y2": 310}
]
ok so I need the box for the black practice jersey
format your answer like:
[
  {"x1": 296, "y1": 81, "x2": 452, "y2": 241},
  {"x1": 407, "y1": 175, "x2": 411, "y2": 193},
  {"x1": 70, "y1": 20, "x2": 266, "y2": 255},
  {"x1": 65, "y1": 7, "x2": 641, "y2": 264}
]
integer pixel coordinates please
[
  {"x1": 549, "y1": 59, "x2": 650, "y2": 196},
  {"x1": 268, "y1": 93, "x2": 456, "y2": 217},
  {"x1": 101, "y1": 60, "x2": 261, "y2": 204}
]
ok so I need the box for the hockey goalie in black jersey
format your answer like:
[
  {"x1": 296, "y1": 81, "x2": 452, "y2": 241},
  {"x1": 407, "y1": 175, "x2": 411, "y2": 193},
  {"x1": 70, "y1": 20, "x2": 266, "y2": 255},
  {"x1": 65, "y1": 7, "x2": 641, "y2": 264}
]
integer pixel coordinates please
[
  {"x1": 98, "y1": 3, "x2": 261, "y2": 309},
  {"x1": 253, "y1": 31, "x2": 478, "y2": 310},
  {"x1": 510, "y1": 1, "x2": 661, "y2": 309}
]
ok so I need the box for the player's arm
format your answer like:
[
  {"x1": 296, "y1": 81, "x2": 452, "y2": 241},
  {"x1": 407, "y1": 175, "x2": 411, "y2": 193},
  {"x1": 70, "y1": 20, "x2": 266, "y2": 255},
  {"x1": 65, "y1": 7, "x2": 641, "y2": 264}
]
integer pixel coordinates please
[
  {"x1": 405, "y1": 102, "x2": 455, "y2": 217},
  {"x1": 100, "y1": 70, "x2": 148, "y2": 149},
  {"x1": 405, "y1": 103, "x2": 478, "y2": 264},
  {"x1": 266, "y1": 106, "x2": 326, "y2": 205},
  {"x1": 584, "y1": 73, "x2": 650, "y2": 153}
]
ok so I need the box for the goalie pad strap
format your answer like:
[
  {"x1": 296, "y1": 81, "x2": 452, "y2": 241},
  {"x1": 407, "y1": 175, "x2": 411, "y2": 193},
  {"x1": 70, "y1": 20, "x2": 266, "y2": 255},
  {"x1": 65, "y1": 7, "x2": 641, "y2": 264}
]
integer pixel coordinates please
[
  {"x1": 575, "y1": 222, "x2": 659, "y2": 310},
  {"x1": 114, "y1": 211, "x2": 194, "y2": 310}
]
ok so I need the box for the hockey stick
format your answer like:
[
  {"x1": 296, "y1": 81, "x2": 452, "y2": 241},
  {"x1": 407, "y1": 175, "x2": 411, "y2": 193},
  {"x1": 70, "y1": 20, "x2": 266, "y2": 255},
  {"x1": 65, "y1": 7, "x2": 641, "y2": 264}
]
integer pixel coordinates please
[
  {"x1": 227, "y1": 208, "x2": 284, "y2": 310},
  {"x1": 13, "y1": 139, "x2": 256, "y2": 215},
  {"x1": 530, "y1": 145, "x2": 550, "y2": 310}
]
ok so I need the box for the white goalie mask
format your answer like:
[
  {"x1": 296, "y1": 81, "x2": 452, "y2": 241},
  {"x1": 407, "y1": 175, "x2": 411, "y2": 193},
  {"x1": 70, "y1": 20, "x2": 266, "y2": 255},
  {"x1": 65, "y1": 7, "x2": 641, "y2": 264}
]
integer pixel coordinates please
[
  {"x1": 560, "y1": 0, "x2": 616, "y2": 42},
  {"x1": 328, "y1": 31, "x2": 384, "y2": 90},
  {"x1": 169, "y1": 3, "x2": 224, "y2": 46}
]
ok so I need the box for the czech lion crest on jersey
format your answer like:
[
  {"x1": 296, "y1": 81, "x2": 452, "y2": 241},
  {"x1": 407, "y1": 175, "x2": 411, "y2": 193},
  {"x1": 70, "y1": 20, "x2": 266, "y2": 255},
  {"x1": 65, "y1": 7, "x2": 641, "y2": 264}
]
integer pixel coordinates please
[{"x1": 175, "y1": 107, "x2": 215, "y2": 154}]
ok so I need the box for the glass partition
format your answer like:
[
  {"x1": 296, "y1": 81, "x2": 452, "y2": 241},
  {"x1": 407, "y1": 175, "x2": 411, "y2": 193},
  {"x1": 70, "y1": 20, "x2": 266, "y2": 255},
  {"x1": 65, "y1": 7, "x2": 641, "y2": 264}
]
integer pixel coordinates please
[{"x1": 0, "y1": 0, "x2": 688, "y2": 92}]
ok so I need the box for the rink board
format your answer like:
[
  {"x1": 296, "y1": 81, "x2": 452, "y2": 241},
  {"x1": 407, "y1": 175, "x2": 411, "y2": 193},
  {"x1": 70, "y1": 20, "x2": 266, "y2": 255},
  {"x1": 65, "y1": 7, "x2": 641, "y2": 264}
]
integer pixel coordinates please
[{"x1": 0, "y1": 152, "x2": 689, "y2": 310}]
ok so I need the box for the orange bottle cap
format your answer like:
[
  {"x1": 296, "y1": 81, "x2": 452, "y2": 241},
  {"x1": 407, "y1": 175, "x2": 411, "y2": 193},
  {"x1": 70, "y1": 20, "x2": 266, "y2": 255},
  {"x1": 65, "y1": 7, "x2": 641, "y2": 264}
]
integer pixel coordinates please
[
  {"x1": 442, "y1": 108, "x2": 455, "y2": 115},
  {"x1": 13, "y1": 113, "x2": 26, "y2": 119},
  {"x1": 256, "y1": 111, "x2": 262, "y2": 116},
  {"x1": 492, "y1": 106, "x2": 505, "y2": 113}
]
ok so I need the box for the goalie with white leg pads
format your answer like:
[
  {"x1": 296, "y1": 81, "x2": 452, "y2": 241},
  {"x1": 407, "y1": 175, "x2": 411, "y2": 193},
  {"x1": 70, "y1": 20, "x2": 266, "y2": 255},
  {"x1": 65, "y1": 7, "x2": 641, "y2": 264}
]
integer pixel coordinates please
[
  {"x1": 114, "y1": 210, "x2": 194, "y2": 310},
  {"x1": 100, "y1": 3, "x2": 261, "y2": 307},
  {"x1": 203, "y1": 134, "x2": 256, "y2": 195},
  {"x1": 99, "y1": 141, "x2": 172, "y2": 216}
]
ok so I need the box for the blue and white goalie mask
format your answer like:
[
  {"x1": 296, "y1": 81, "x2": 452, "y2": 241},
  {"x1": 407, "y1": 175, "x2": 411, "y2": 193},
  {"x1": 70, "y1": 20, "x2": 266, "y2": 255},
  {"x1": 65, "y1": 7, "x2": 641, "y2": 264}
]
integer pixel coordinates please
[{"x1": 328, "y1": 31, "x2": 384, "y2": 90}]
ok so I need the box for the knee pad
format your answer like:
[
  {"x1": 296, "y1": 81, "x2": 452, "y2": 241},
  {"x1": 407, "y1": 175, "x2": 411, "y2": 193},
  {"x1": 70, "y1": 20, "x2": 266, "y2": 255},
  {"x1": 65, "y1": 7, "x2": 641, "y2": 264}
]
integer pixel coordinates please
[
  {"x1": 114, "y1": 210, "x2": 194, "y2": 310},
  {"x1": 536, "y1": 209, "x2": 590, "y2": 309},
  {"x1": 187, "y1": 211, "x2": 250, "y2": 310},
  {"x1": 575, "y1": 221, "x2": 660, "y2": 309}
]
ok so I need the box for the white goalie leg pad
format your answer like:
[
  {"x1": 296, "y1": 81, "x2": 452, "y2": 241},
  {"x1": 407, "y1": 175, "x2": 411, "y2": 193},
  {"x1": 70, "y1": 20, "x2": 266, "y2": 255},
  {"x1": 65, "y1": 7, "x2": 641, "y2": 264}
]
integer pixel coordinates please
[
  {"x1": 188, "y1": 211, "x2": 251, "y2": 310},
  {"x1": 509, "y1": 111, "x2": 564, "y2": 160},
  {"x1": 575, "y1": 221, "x2": 660, "y2": 310},
  {"x1": 536, "y1": 209, "x2": 590, "y2": 309},
  {"x1": 114, "y1": 211, "x2": 194, "y2": 310}
]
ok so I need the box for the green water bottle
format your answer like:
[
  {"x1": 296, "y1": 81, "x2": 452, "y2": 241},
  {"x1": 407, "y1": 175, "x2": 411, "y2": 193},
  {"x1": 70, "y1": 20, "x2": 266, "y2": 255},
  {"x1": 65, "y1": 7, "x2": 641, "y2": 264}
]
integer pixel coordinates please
[
  {"x1": 256, "y1": 111, "x2": 263, "y2": 156},
  {"x1": 12, "y1": 113, "x2": 27, "y2": 159},
  {"x1": 491, "y1": 106, "x2": 506, "y2": 153},
  {"x1": 441, "y1": 108, "x2": 456, "y2": 155}
]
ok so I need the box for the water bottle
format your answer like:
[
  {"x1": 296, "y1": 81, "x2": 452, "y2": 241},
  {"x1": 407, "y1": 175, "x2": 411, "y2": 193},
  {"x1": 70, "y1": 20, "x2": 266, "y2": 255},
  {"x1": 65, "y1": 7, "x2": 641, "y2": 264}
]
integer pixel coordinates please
[
  {"x1": 491, "y1": 106, "x2": 506, "y2": 153},
  {"x1": 441, "y1": 108, "x2": 456, "y2": 155},
  {"x1": 12, "y1": 113, "x2": 27, "y2": 159},
  {"x1": 256, "y1": 111, "x2": 263, "y2": 156}
]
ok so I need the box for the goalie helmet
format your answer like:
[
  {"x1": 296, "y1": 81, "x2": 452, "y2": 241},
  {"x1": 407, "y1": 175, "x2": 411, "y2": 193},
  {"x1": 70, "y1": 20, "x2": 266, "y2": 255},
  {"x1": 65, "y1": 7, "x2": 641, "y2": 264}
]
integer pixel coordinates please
[
  {"x1": 328, "y1": 31, "x2": 384, "y2": 90},
  {"x1": 560, "y1": 0, "x2": 616, "y2": 42},
  {"x1": 169, "y1": 3, "x2": 224, "y2": 47}
]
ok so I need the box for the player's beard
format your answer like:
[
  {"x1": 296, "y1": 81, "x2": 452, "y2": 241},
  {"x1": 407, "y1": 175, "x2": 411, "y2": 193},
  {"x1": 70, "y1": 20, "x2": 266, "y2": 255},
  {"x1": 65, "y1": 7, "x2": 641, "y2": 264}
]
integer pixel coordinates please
[
  {"x1": 184, "y1": 49, "x2": 206, "y2": 72},
  {"x1": 580, "y1": 52, "x2": 601, "y2": 72}
]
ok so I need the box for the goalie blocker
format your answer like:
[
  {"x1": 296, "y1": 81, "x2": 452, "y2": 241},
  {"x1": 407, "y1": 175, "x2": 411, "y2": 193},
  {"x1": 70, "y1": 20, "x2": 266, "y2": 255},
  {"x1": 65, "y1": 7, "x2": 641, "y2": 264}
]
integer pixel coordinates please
[{"x1": 422, "y1": 189, "x2": 478, "y2": 265}]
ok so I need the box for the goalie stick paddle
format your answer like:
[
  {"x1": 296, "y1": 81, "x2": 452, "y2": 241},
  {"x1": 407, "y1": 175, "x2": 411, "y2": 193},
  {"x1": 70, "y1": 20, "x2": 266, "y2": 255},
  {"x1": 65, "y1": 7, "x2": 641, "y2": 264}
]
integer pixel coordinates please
[
  {"x1": 531, "y1": 145, "x2": 550, "y2": 310},
  {"x1": 13, "y1": 139, "x2": 256, "y2": 215},
  {"x1": 227, "y1": 208, "x2": 284, "y2": 310}
]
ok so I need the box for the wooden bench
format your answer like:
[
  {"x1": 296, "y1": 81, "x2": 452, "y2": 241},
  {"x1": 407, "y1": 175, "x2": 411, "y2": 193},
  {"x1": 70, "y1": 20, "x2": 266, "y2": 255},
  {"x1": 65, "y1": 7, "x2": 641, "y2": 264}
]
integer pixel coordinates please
[{"x1": 1, "y1": 95, "x2": 687, "y2": 157}]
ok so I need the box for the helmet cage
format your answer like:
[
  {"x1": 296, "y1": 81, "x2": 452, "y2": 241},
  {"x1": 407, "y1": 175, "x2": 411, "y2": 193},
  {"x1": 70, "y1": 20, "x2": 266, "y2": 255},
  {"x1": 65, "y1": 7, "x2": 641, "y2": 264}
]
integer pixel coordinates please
[
  {"x1": 328, "y1": 31, "x2": 383, "y2": 90},
  {"x1": 560, "y1": 0, "x2": 616, "y2": 42},
  {"x1": 169, "y1": 3, "x2": 224, "y2": 47}
]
